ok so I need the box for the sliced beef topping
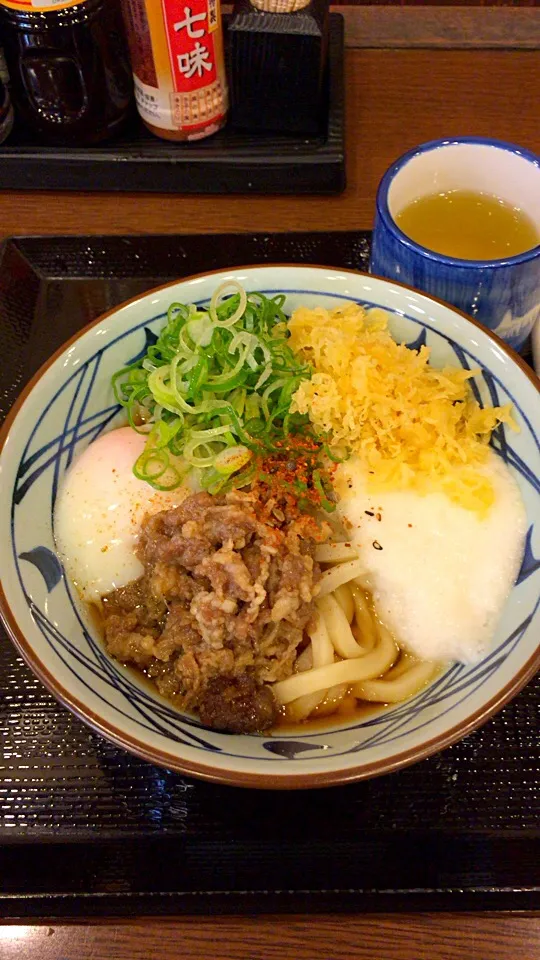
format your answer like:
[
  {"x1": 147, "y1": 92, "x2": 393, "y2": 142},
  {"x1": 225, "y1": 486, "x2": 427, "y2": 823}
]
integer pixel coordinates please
[
  {"x1": 198, "y1": 675, "x2": 279, "y2": 734},
  {"x1": 101, "y1": 490, "x2": 327, "y2": 733}
]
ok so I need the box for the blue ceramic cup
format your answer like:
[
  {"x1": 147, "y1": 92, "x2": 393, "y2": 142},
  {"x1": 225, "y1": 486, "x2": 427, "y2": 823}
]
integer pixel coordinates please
[{"x1": 370, "y1": 137, "x2": 540, "y2": 351}]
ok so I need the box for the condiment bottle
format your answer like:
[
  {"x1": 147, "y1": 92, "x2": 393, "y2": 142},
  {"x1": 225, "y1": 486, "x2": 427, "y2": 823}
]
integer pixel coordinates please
[
  {"x1": 121, "y1": 0, "x2": 228, "y2": 142},
  {"x1": 0, "y1": 0, "x2": 133, "y2": 145},
  {"x1": 0, "y1": 77, "x2": 13, "y2": 144}
]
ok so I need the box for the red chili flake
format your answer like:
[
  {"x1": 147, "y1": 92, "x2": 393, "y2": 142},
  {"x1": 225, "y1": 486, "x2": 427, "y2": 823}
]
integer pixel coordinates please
[
  {"x1": 408, "y1": 523, "x2": 413, "y2": 528},
  {"x1": 249, "y1": 433, "x2": 336, "y2": 524}
]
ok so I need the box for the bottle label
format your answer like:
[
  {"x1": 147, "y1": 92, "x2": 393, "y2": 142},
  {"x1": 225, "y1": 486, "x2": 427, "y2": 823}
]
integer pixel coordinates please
[
  {"x1": 122, "y1": 0, "x2": 227, "y2": 136},
  {"x1": 0, "y1": 0, "x2": 89, "y2": 10},
  {"x1": 161, "y1": 0, "x2": 226, "y2": 134}
]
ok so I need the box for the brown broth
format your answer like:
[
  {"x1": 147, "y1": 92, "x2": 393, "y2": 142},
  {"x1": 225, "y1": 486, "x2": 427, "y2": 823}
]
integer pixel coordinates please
[
  {"x1": 274, "y1": 698, "x2": 387, "y2": 734},
  {"x1": 89, "y1": 600, "x2": 443, "y2": 735}
]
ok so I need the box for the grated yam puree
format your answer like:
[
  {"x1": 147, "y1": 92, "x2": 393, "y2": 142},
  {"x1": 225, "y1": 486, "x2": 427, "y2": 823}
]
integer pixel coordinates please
[
  {"x1": 288, "y1": 303, "x2": 517, "y2": 515},
  {"x1": 335, "y1": 453, "x2": 527, "y2": 663}
]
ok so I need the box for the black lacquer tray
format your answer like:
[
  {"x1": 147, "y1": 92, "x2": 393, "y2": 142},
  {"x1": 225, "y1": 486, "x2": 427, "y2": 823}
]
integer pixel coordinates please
[
  {"x1": 0, "y1": 232, "x2": 539, "y2": 920},
  {"x1": 0, "y1": 17, "x2": 344, "y2": 196}
]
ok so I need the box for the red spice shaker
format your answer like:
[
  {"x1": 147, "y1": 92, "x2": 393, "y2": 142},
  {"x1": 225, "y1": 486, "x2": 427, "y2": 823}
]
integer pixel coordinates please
[{"x1": 121, "y1": 0, "x2": 228, "y2": 142}]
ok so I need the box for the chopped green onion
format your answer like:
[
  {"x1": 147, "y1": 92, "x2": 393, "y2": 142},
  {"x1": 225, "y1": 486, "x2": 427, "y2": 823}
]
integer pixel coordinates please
[
  {"x1": 111, "y1": 280, "x2": 336, "y2": 499},
  {"x1": 214, "y1": 445, "x2": 252, "y2": 475},
  {"x1": 313, "y1": 469, "x2": 337, "y2": 512}
]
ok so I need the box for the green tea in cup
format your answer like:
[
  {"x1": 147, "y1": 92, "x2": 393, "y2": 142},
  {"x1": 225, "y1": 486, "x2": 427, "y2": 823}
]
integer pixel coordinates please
[
  {"x1": 370, "y1": 137, "x2": 540, "y2": 349},
  {"x1": 395, "y1": 189, "x2": 539, "y2": 261}
]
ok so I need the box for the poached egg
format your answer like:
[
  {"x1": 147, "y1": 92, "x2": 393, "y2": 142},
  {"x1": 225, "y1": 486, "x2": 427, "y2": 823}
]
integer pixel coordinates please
[{"x1": 54, "y1": 427, "x2": 191, "y2": 602}]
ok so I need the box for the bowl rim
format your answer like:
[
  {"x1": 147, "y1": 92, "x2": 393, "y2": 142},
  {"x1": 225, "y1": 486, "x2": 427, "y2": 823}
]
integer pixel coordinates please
[
  {"x1": 375, "y1": 136, "x2": 540, "y2": 269},
  {"x1": 1, "y1": 262, "x2": 539, "y2": 790}
]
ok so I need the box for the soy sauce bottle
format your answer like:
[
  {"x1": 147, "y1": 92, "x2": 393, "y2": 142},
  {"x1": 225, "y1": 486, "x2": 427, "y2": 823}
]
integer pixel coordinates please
[
  {"x1": 0, "y1": 0, "x2": 133, "y2": 145},
  {"x1": 0, "y1": 76, "x2": 13, "y2": 143}
]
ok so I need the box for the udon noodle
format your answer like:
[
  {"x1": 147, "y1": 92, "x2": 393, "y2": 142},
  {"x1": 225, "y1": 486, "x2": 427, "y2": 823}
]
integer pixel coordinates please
[{"x1": 274, "y1": 545, "x2": 440, "y2": 723}]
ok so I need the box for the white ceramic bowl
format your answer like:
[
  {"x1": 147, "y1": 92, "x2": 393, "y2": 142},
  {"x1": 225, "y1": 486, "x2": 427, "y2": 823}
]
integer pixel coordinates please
[{"x1": 1, "y1": 265, "x2": 539, "y2": 789}]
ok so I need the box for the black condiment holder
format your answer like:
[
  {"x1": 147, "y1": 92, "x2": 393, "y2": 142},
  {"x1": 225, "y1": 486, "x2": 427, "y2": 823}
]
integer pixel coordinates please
[
  {"x1": 0, "y1": 14, "x2": 344, "y2": 195},
  {"x1": 228, "y1": 0, "x2": 330, "y2": 135}
]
